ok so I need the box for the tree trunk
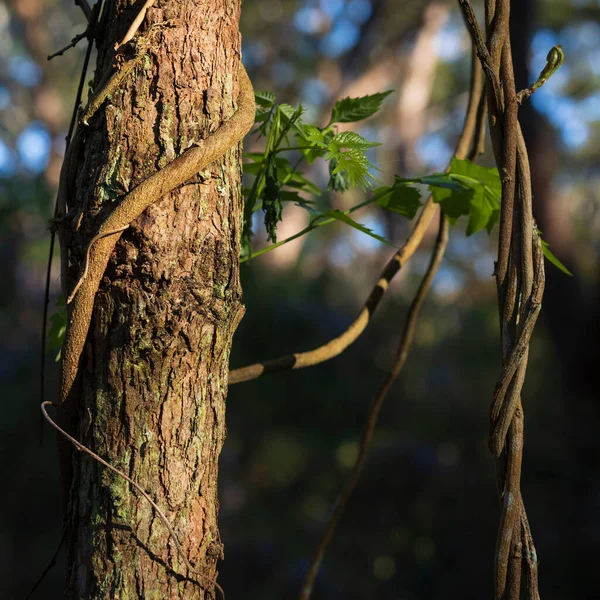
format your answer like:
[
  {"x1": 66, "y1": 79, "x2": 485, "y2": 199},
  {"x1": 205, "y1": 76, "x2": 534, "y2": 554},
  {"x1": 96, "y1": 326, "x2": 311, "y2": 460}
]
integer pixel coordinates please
[{"x1": 63, "y1": 1, "x2": 244, "y2": 597}]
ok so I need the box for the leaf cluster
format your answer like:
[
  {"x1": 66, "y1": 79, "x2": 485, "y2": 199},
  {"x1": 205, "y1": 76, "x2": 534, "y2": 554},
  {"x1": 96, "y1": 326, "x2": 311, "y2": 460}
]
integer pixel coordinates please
[{"x1": 242, "y1": 90, "x2": 394, "y2": 257}]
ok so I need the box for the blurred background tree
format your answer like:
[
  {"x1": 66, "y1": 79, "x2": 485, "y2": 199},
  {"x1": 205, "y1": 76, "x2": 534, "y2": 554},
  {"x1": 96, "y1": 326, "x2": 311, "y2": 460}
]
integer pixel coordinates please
[{"x1": 1, "y1": 0, "x2": 598, "y2": 598}]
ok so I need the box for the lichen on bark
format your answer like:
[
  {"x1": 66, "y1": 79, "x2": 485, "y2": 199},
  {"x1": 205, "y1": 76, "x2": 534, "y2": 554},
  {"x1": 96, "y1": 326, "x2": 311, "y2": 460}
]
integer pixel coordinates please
[{"x1": 63, "y1": 1, "x2": 244, "y2": 597}]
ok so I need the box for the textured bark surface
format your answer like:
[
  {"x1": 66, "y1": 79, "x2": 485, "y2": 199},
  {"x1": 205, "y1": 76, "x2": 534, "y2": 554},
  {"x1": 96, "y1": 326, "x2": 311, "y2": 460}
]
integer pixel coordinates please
[{"x1": 63, "y1": 1, "x2": 244, "y2": 597}]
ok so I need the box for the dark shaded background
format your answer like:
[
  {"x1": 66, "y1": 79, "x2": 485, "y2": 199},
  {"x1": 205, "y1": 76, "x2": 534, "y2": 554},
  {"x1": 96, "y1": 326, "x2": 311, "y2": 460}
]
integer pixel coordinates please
[{"x1": 1, "y1": 0, "x2": 598, "y2": 598}]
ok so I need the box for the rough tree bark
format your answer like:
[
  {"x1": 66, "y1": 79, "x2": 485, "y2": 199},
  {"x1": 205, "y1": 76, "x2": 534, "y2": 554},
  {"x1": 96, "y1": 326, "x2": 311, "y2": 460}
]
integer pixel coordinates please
[{"x1": 62, "y1": 1, "x2": 244, "y2": 597}]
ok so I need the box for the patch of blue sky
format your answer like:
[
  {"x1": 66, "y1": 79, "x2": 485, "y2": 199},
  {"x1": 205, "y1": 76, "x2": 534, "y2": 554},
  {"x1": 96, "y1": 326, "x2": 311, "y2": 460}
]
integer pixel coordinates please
[
  {"x1": 473, "y1": 251, "x2": 496, "y2": 279},
  {"x1": 415, "y1": 133, "x2": 453, "y2": 171},
  {"x1": 562, "y1": 20, "x2": 600, "y2": 52},
  {"x1": 561, "y1": 118, "x2": 590, "y2": 148},
  {"x1": 432, "y1": 264, "x2": 465, "y2": 296},
  {"x1": 580, "y1": 90, "x2": 600, "y2": 120},
  {"x1": 532, "y1": 89, "x2": 590, "y2": 148},
  {"x1": 293, "y1": 7, "x2": 326, "y2": 35},
  {"x1": 0, "y1": 85, "x2": 9, "y2": 110},
  {"x1": 347, "y1": 0, "x2": 372, "y2": 24},
  {"x1": 587, "y1": 48, "x2": 600, "y2": 76},
  {"x1": 16, "y1": 121, "x2": 51, "y2": 174},
  {"x1": 329, "y1": 236, "x2": 355, "y2": 267},
  {"x1": 319, "y1": 0, "x2": 345, "y2": 20},
  {"x1": 531, "y1": 29, "x2": 559, "y2": 57},
  {"x1": 433, "y1": 20, "x2": 465, "y2": 63},
  {"x1": 8, "y1": 55, "x2": 42, "y2": 87},
  {"x1": 0, "y1": 139, "x2": 16, "y2": 177},
  {"x1": 347, "y1": 213, "x2": 386, "y2": 253},
  {"x1": 300, "y1": 77, "x2": 330, "y2": 105},
  {"x1": 319, "y1": 19, "x2": 360, "y2": 57}
]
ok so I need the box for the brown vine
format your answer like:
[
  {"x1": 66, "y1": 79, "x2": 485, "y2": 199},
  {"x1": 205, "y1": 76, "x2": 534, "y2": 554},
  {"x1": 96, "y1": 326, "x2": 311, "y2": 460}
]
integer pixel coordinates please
[
  {"x1": 457, "y1": 1, "x2": 545, "y2": 598},
  {"x1": 297, "y1": 47, "x2": 486, "y2": 599}
]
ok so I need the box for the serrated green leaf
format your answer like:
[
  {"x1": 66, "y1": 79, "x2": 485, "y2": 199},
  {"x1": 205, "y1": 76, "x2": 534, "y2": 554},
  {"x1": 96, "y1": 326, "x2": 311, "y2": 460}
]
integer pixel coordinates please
[
  {"x1": 253, "y1": 91, "x2": 276, "y2": 137},
  {"x1": 330, "y1": 149, "x2": 377, "y2": 189},
  {"x1": 255, "y1": 90, "x2": 276, "y2": 107},
  {"x1": 540, "y1": 239, "x2": 573, "y2": 276},
  {"x1": 376, "y1": 184, "x2": 422, "y2": 219},
  {"x1": 303, "y1": 125, "x2": 327, "y2": 147},
  {"x1": 278, "y1": 103, "x2": 307, "y2": 138},
  {"x1": 329, "y1": 131, "x2": 381, "y2": 151},
  {"x1": 262, "y1": 159, "x2": 283, "y2": 242},
  {"x1": 329, "y1": 90, "x2": 394, "y2": 125},
  {"x1": 324, "y1": 210, "x2": 395, "y2": 247},
  {"x1": 328, "y1": 157, "x2": 350, "y2": 192}
]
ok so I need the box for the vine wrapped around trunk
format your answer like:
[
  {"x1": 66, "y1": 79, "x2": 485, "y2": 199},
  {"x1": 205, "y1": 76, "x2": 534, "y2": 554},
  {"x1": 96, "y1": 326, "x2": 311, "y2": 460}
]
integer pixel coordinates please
[{"x1": 59, "y1": 1, "x2": 246, "y2": 597}]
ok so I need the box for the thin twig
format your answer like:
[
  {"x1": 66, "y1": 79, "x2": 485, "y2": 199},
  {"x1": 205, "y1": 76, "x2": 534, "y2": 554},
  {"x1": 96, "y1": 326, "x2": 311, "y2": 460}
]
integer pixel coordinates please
[
  {"x1": 74, "y1": 0, "x2": 92, "y2": 22},
  {"x1": 115, "y1": 0, "x2": 155, "y2": 51},
  {"x1": 296, "y1": 52, "x2": 483, "y2": 592},
  {"x1": 41, "y1": 0, "x2": 101, "y2": 436},
  {"x1": 298, "y1": 211, "x2": 449, "y2": 600},
  {"x1": 41, "y1": 402, "x2": 225, "y2": 599},
  {"x1": 23, "y1": 528, "x2": 66, "y2": 600},
  {"x1": 47, "y1": 29, "x2": 89, "y2": 60}
]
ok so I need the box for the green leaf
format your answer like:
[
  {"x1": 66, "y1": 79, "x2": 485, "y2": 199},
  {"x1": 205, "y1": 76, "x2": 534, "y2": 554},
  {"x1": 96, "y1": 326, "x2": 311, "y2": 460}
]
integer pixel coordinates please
[
  {"x1": 303, "y1": 125, "x2": 327, "y2": 147},
  {"x1": 253, "y1": 91, "x2": 276, "y2": 137},
  {"x1": 262, "y1": 158, "x2": 283, "y2": 242},
  {"x1": 448, "y1": 156, "x2": 501, "y2": 193},
  {"x1": 278, "y1": 103, "x2": 307, "y2": 139},
  {"x1": 329, "y1": 131, "x2": 381, "y2": 152},
  {"x1": 329, "y1": 90, "x2": 394, "y2": 125},
  {"x1": 430, "y1": 186, "x2": 473, "y2": 224},
  {"x1": 396, "y1": 158, "x2": 502, "y2": 233},
  {"x1": 376, "y1": 184, "x2": 422, "y2": 219},
  {"x1": 47, "y1": 301, "x2": 67, "y2": 363},
  {"x1": 324, "y1": 210, "x2": 395, "y2": 247},
  {"x1": 329, "y1": 149, "x2": 377, "y2": 190},
  {"x1": 328, "y1": 157, "x2": 350, "y2": 192},
  {"x1": 540, "y1": 239, "x2": 573, "y2": 276},
  {"x1": 466, "y1": 186, "x2": 500, "y2": 236},
  {"x1": 396, "y1": 173, "x2": 465, "y2": 192},
  {"x1": 243, "y1": 161, "x2": 264, "y2": 175},
  {"x1": 255, "y1": 90, "x2": 276, "y2": 108},
  {"x1": 241, "y1": 229, "x2": 253, "y2": 259}
]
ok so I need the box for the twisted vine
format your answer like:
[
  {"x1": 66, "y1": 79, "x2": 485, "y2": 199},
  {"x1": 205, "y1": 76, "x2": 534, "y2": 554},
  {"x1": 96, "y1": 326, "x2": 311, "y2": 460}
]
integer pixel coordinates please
[{"x1": 458, "y1": 1, "x2": 546, "y2": 598}]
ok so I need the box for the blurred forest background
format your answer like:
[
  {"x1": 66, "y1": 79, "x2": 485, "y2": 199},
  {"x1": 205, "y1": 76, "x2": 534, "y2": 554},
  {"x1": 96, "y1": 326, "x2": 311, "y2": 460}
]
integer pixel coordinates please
[{"x1": 1, "y1": 0, "x2": 599, "y2": 598}]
